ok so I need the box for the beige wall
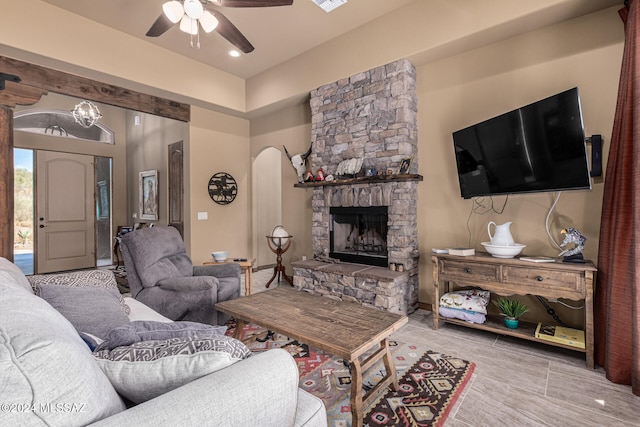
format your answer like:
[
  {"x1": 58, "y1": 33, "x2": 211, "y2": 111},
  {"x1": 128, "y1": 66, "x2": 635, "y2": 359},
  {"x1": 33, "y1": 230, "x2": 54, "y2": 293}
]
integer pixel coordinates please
[
  {"x1": 124, "y1": 111, "x2": 187, "y2": 227},
  {"x1": 250, "y1": 104, "x2": 313, "y2": 271},
  {"x1": 252, "y1": 147, "x2": 282, "y2": 268},
  {"x1": 188, "y1": 107, "x2": 251, "y2": 265},
  {"x1": 415, "y1": 7, "x2": 622, "y2": 327}
]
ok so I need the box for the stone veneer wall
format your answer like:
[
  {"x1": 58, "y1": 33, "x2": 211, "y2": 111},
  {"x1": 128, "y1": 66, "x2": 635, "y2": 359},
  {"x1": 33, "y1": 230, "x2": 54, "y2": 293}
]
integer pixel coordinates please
[
  {"x1": 297, "y1": 58, "x2": 420, "y2": 314},
  {"x1": 309, "y1": 180, "x2": 420, "y2": 314},
  {"x1": 309, "y1": 59, "x2": 418, "y2": 175}
]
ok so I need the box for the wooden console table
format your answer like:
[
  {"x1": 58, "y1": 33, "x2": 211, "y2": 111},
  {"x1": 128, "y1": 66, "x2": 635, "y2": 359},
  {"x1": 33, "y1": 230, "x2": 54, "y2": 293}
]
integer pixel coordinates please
[{"x1": 431, "y1": 253, "x2": 597, "y2": 368}]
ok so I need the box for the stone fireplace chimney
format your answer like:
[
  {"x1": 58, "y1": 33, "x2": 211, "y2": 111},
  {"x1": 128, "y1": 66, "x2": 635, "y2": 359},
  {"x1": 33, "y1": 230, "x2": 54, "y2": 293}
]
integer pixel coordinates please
[{"x1": 293, "y1": 59, "x2": 420, "y2": 315}]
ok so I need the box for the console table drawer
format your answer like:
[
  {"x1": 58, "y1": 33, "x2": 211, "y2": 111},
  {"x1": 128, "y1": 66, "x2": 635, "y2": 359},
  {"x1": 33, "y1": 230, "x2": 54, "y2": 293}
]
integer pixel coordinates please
[
  {"x1": 503, "y1": 266, "x2": 583, "y2": 295},
  {"x1": 439, "y1": 260, "x2": 500, "y2": 283}
]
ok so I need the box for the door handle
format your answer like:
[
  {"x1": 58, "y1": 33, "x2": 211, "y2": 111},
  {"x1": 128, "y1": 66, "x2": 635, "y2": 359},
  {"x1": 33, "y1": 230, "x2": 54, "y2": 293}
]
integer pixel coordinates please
[{"x1": 39, "y1": 225, "x2": 46, "y2": 228}]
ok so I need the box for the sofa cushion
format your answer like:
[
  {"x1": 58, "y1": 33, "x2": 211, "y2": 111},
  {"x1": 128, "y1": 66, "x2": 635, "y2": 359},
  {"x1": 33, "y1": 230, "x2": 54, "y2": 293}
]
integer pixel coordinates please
[
  {"x1": 0, "y1": 281, "x2": 126, "y2": 426},
  {"x1": 93, "y1": 335, "x2": 252, "y2": 403},
  {"x1": 37, "y1": 284, "x2": 131, "y2": 338},
  {"x1": 84, "y1": 320, "x2": 227, "y2": 351},
  {"x1": 27, "y1": 269, "x2": 130, "y2": 314},
  {"x1": 0, "y1": 256, "x2": 33, "y2": 293}
]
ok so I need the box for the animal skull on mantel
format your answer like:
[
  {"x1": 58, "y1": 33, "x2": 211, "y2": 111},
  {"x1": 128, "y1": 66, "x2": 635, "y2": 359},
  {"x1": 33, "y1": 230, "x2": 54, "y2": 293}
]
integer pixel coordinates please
[{"x1": 283, "y1": 145, "x2": 312, "y2": 183}]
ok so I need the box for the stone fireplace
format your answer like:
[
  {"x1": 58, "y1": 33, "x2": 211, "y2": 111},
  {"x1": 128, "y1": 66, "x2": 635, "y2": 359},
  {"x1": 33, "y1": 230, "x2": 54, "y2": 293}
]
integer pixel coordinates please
[
  {"x1": 292, "y1": 59, "x2": 420, "y2": 315},
  {"x1": 330, "y1": 206, "x2": 388, "y2": 267}
]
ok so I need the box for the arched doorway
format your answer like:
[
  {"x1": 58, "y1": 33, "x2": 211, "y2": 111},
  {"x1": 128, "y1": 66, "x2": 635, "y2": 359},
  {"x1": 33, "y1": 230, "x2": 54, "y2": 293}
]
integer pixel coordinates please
[{"x1": 252, "y1": 147, "x2": 282, "y2": 268}]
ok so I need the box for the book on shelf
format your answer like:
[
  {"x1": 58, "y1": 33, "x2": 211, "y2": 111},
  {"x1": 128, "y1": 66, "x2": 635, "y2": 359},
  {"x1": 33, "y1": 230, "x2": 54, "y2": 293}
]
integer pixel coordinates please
[
  {"x1": 535, "y1": 323, "x2": 585, "y2": 349},
  {"x1": 447, "y1": 248, "x2": 475, "y2": 256}
]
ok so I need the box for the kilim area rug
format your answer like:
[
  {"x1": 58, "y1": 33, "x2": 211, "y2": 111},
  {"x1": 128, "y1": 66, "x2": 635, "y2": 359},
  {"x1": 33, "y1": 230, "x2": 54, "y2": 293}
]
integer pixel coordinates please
[{"x1": 226, "y1": 322, "x2": 475, "y2": 427}]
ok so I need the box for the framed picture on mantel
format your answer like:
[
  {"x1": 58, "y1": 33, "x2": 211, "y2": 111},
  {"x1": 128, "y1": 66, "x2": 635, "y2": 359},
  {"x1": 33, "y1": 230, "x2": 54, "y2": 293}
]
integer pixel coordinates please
[
  {"x1": 398, "y1": 157, "x2": 413, "y2": 174},
  {"x1": 139, "y1": 169, "x2": 158, "y2": 221}
]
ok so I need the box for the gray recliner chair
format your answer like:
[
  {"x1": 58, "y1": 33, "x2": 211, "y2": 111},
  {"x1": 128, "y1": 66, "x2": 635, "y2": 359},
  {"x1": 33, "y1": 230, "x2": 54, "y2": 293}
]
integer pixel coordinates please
[{"x1": 119, "y1": 226, "x2": 241, "y2": 325}]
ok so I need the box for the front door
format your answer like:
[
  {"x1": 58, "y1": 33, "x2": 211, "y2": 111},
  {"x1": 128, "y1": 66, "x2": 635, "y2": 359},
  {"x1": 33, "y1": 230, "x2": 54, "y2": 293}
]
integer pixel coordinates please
[{"x1": 36, "y1": 151, "x2": 95, "y2": 273}]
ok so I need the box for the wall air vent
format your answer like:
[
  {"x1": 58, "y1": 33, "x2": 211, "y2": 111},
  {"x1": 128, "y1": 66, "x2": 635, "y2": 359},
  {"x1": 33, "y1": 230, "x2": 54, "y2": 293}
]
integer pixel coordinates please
[{"x1": 311, "y1": 0, "x2": 347, "y2": 13}]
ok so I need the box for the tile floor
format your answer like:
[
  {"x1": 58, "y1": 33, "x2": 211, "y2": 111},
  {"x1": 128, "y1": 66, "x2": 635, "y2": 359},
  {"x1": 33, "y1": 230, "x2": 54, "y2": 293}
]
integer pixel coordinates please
[{"x1": 248, "y1": 268, "x2": 640, "y2": 427}]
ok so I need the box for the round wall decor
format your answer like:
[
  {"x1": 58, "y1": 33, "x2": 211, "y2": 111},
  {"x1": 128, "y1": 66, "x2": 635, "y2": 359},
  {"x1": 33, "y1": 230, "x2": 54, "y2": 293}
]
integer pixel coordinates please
[{"x1": 208, "y1": 172, "x2": 237, "y2": 205}]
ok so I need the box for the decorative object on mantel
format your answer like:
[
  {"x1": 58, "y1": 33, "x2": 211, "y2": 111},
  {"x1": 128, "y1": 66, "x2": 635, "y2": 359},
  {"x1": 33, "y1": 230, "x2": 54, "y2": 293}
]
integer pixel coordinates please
[
  {"x1": 304, "y1": 170, "x2": 314, "y2": 182},
  {"x1": 283, "y1": 145, "x2": 312, "y2": 183},
  {"x1": 335, "y1": 157, "x2": 363, "y2": 177},
  {"x1": 559, "y1": 227, "x2": 586, "y2": 263},
  {"x1": 324, "y1": 174, "x2": 334, "y2": 182},
  {"x1": 293, "y1": 173, "x2": 423, "y2": 188},
  {"x1": 398, "y1": 156, "x2": 413, "y2": 174},
  {"x1": 314, "y1": 168, "x2": 325, "y2": 181},
  {"x1": 208, "y1": 172, "x2": 237, "y2": 205},
  {"x1": 266, "y1": 225, "x2": 293, "y2": 288},
  {"x1": 71, "y1": 100, "x2": 102, "y2": 128}
]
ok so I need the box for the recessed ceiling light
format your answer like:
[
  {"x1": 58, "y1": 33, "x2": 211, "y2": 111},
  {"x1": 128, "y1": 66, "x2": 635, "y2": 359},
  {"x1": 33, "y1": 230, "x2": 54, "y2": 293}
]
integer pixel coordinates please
[
  {"x1": 311, "y1": 0, "x2": 347, "y2": 13},
  {"x1": 228, "y1": 50, "x2": 241, "y2": 57}
]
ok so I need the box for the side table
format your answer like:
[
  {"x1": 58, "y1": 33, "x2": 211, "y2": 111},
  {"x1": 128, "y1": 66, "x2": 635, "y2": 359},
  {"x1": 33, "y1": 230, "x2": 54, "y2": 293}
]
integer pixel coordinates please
[{"x1": 204, "y1": 258, "x2": 256, "y2": 296}]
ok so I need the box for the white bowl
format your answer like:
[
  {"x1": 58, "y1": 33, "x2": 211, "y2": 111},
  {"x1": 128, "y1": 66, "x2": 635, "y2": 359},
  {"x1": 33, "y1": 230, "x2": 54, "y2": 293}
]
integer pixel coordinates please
[
  {"x1": 481, "y1": 242, "x2": 526, "y2": 258},
  {"x1": 211, "y1": 251, "x2": 228, "y2": 262}
]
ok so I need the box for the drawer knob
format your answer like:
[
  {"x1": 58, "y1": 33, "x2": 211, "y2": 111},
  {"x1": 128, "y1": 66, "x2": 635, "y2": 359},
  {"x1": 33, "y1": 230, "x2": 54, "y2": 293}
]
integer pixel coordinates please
[
  {"x1": 464, "y1": 268, "x2": 472, "y2": 274},
  {"x1": 536, "y1": 275, "x2": 543, "y2": 281}
]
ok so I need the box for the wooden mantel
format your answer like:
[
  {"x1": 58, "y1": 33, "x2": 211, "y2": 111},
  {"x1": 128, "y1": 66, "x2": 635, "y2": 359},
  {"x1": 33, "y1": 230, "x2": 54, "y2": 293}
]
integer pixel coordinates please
[
  {"x1": 294, "y1": 173, "x2": 423, "y2": 188},
  {"x1": 0, "y1": 56, "x2": 191, "y2": 260}
]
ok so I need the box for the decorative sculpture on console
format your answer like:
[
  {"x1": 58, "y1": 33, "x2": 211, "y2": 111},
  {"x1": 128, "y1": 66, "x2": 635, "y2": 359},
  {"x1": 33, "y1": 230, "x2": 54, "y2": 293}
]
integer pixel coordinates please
[
  {"x1": 559, "y1": 227, "x2": 586, "y2": 263},
  {"x1": 283, "y1": 144, "x2": 312, "y2": 183}
]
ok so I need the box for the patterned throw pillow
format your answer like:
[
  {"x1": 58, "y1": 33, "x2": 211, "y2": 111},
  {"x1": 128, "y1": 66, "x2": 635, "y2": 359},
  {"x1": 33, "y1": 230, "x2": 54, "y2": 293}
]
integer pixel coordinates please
[
  {"x1": 94, "y1": 335, "x2": 252, "y2": 403},
  {"x1": 28, "y1": 269, "x2": 130, "y2": 314}
]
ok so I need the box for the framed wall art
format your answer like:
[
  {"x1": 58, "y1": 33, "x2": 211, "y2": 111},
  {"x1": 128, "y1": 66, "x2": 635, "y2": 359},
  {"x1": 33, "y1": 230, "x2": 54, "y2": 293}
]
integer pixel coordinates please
[
  {"x1": 398, "y1": 157, "x2": 413, "y2": 174},
  {"x1": 139, "y1": 169, "x2": 158, "y2": 220}
]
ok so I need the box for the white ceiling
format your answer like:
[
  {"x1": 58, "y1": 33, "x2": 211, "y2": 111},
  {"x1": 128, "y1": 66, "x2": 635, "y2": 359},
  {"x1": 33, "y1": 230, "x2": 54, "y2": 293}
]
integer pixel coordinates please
[{"x1": 41, "y1": 0, "x2": 416, "y2": 79}]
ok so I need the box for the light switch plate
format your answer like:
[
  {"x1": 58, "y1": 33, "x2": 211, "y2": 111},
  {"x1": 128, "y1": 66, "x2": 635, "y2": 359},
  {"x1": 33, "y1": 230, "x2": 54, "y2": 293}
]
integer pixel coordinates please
[{"x1": 197, "y1": 212, "x2": 208, "y2": 220}]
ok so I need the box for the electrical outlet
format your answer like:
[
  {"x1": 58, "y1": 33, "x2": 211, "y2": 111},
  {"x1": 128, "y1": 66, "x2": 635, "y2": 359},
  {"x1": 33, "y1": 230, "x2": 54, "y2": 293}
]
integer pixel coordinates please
[{"x1": 548, "y1": 298, "x2": 558, "y2": 303}]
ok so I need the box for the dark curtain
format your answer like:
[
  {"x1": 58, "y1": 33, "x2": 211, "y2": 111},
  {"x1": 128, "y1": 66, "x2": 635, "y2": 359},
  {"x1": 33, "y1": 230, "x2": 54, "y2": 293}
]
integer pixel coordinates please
[{"x1": 594, "y1": 0, "x2": 640, "y2": 396}]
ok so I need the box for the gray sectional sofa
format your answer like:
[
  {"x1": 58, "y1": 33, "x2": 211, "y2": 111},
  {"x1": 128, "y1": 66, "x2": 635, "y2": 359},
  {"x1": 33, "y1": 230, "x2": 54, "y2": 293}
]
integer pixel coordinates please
[{"x1": 0, "y1": 257, "x2": 327, "y2": 427}]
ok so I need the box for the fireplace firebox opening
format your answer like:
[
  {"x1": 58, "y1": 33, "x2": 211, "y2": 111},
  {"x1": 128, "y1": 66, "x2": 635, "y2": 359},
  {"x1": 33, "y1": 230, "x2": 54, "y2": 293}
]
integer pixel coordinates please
[{"x1": 329, "y1": 206, "x2": 389, "y2": 267}]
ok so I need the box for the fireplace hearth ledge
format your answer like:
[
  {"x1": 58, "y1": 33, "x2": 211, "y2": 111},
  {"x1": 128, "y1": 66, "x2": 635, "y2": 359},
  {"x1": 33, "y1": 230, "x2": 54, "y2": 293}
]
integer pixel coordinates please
[{"x1": 292, "y1": 259, "x2": 415, "y2": 315}]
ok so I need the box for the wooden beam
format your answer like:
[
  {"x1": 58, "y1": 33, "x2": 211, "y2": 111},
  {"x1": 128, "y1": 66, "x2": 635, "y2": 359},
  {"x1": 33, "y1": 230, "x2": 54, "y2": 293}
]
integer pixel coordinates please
[
  {"x1": 0, "y1": 107, "x2": 14, "y2": 261},
  {"x1": 0, "y1": 80, "x2": 47, "y2": 108},
  {"x1": 0, "y1": 56, "x2": 190, "y2": 122}
]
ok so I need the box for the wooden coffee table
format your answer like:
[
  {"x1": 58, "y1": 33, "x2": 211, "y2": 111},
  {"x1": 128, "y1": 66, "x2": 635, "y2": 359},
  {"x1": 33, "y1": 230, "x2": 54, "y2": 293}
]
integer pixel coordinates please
[{"x1": 215, "y1": 288, "x2": 407, "y2": 427}]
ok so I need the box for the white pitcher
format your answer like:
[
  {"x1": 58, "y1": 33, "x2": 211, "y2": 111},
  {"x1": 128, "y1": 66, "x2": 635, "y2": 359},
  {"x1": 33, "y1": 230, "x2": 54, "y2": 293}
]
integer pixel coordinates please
[{"x1": 488, "y1": 221, "x2": 515, "y2": 246}]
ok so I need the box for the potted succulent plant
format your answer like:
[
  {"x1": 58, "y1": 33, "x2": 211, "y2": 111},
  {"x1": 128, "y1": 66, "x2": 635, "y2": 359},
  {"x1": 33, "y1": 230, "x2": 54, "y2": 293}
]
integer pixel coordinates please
[{"x1": 494, "y1": 297, "x2": 528, "y2": 329}]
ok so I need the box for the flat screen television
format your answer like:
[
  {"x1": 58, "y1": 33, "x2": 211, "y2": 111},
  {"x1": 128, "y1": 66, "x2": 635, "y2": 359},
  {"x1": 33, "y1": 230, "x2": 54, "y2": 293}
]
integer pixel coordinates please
[{"x1": 452, "y1": 87, "x2": 592, "y2": 199}]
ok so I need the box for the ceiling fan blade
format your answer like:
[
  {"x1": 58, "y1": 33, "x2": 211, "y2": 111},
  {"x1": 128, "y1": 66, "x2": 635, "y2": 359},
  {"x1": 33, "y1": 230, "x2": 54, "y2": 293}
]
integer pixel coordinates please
[
  {"x1": 212, "y1": 0, "x2": 293, "y2": 7},
  {"x1": 206, "y1": 7, "x2": 255, "y2": 53},
  {"x1": 146, "y1": 13, "x2": 176, "y2": 37}
]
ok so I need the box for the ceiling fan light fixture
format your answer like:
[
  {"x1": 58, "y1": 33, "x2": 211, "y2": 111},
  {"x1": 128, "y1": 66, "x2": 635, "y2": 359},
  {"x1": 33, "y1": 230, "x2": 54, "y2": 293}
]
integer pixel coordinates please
[
  {"x1": 179, "y1": 16, "x2": 199, "y2": 35},
  {"x1": 183, "y1": 0, "x2": 204, "y2": 19},
  {"x1": 228, "y1": 49, "x2": 241, "y2": 57},
  {"x1": 162, "y1": 1, "x2": 184, "y2": 23},
  {"x1": 199, "y1": 11, "x2": 219, "y2": 33}
]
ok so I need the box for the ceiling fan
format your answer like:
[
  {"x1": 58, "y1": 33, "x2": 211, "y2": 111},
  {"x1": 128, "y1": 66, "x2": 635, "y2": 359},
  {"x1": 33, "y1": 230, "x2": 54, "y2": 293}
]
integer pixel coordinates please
[{"x1": 146, "y1": 0, "x2": 294, "y2": 54}]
